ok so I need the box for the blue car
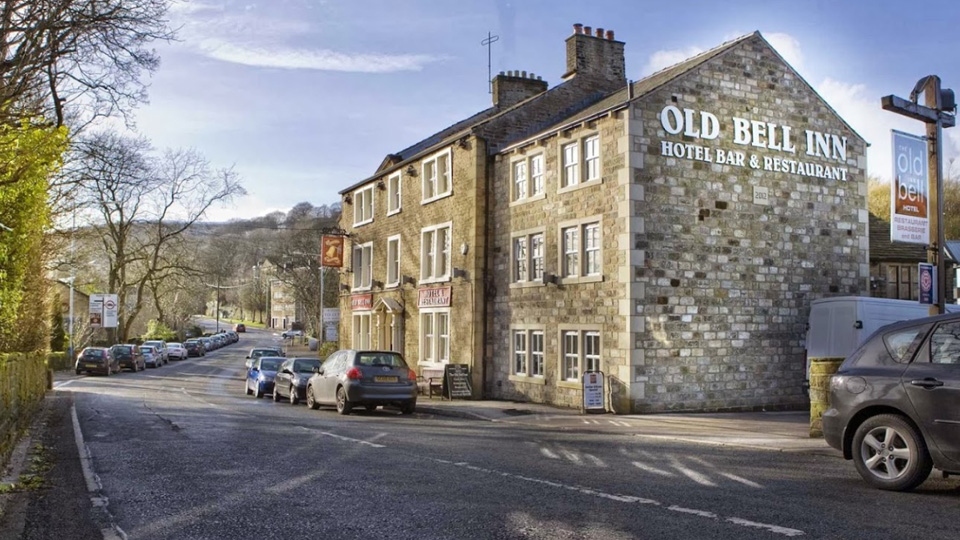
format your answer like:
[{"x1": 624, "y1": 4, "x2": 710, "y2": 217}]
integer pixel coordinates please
[{"x1": 245, "y1": 356, "x2": 284, "y2": 398}]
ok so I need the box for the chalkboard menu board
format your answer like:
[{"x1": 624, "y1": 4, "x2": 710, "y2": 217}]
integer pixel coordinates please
[{"x1": 442, "y1": 364, "x2": 472, "y2": 399}]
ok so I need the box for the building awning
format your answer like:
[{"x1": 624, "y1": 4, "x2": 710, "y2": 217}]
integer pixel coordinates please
[{"x1": 373, "y1": 297, "x2": 403, "y2": 313}]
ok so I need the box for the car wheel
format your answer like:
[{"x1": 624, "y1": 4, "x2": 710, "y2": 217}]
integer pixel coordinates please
[
  {"x1": 365, "y1": 404, "x2": 377, "y2": 412},
  {"x1": 852, "y1": 414, "x2": 933, "y2": 491},
  {"x1": 272, "y1": 387, "x2": 282, "y2": 402},
  {"x1": 254, "y1": 384, "x2": 264, "y2": 399},
  {"x1": 289, "y1": 386, "x2": 299, "y2": 405},
  {"x1": 335, "y1": 386, "x2": 352, "y2": 415},
  {"x1": 245, "y1": 381, "x2": 253, "y2": 396},
  {"x1": 400, "y1": 401, "x2": 416, "y2": 415},
  {"x1": 76, "y1": 369, "x2": 82, "y2": 375},
  {"x1": 306, "y1": 386, "x2": 319, "y2": 410}
]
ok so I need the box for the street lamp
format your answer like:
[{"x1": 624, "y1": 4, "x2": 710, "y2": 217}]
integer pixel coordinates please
[{"x1": 64, "y1": 276, "x2": 76, "y2": 361}]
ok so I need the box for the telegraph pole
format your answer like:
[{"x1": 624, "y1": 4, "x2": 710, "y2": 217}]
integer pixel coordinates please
[{"x1": 882, "y1": 76, "x2": 956, "y2": 314}]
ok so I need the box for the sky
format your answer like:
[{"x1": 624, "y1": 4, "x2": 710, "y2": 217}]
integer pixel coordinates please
[{"x1": 131, "y1": 0, "x2": 960, "y2": 222}]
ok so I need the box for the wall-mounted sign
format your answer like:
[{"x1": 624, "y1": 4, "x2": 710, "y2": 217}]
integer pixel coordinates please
[
  {"x1": 657, "y1": 105, "x2": 850, "y2": 182},
  {"x1": 753, "y1": 186, "x2": 769, "y2": 205},
  {"x1": 321, "y1": 235, "x2": 345, "y2": 268},
  {"x1": 350, "y1": 294, "x2": 372, "y2": 311},
  {"x1": 890, "y1": 130, "x2": 929, "y2": 245},
  {"x1": 418, "y1": 286, "x2": 452, "y2": 308}
]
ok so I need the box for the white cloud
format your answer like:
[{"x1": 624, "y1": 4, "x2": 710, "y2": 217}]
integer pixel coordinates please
[
  {"x1": 196, "y1": 38, "x2": 447, "y2": 73},
  {"x1": 640, "y1": 47, "x2": 703, "y2": 76},
  {"x1": 764, "y1": 33, "x2": 803, "y2": 71}
]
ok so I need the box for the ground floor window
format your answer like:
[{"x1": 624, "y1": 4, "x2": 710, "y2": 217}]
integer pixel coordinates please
[
  {"x1": 353, "y1": 313, "x2": 372, "y2": 349},
  {"x1": 560, "y1": 327, "x2": 601, "y2": 381},
  {"x1": 420, "y1": 309, "x2": 450, "y2": 364},
  {"x1": 512, "y1": 327, "x2": 545, "y2": 378}
]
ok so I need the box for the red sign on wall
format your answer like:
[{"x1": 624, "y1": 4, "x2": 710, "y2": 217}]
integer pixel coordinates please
[
  {"x1": 351, "y1": 294, "x2": 373, "y2": 311},
  {"x1": 417, "y1": 286, "x2": 452, "y2": 308}
]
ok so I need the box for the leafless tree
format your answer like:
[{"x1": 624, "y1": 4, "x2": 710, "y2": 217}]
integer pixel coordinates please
[
  {"x1": 0, "y1": 0, "x2": 174, "y2": 128},
  {"x1": 69, "y1": 131, "x2": 245, "y2": 341}
]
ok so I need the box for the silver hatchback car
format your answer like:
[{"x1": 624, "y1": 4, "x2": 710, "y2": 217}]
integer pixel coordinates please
[{"x1": 305, "y1": 350, "x2": 417, "y2": 415}]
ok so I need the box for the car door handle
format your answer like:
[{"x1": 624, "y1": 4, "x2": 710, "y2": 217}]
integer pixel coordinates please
[{"x1": 910, "y1": 378, "x2": 945, "y2": 388}]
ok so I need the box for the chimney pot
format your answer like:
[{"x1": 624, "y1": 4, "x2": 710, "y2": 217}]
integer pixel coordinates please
[
  {"x1": 606, "y1": 30, "x2": 614, "y2": 40},
  {"x1": 596, "y1": 28, "x2": 604, "y2": 38},
  {"x1": 573, "y1": 23, "x2": 583, "y2": 34},
  {"x1": 499, "y1": 71, "x2": 505, "y2": 76},
  {"x1": 521, "y1": 70, "x2": 527, "y2": 78},
  {"x1": 584, "y1": 26, "x2": 592, "y2": 36}
]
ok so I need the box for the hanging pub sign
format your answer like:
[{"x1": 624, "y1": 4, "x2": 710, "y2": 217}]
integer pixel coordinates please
[
  {"x1": 321, "y1": 235, "x2": 345, "y2": 267},
  {"x1": 890, "y1": 130, "x2": 929, "y2": 245}
]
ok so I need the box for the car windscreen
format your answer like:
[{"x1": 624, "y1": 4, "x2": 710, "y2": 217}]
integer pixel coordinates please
[
  {"x1": 259, "y1": 358, "x2": 283, "y2": 371},
  {"x1": 355, "y1": 352, "x2": 406, "y2": 368},
  {"x1": 293, "y1": 359, "x2": 321, "y2": 373}
]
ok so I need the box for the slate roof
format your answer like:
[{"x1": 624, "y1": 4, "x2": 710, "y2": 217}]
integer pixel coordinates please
[
  {"x1": 505, "y1": 31, "x2": 866, "y2": 152},
  {"x1": 868, "y1": 212, "x2": 957, "y2": 263}
]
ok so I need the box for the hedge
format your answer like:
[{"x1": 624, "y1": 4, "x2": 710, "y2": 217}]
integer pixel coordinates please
[
  {"x1": 46, "y1": 351, "x2": 72, "y2": 372},
  {"x1": 0, "y1": 352, "x2": 48, "y2": 468}
]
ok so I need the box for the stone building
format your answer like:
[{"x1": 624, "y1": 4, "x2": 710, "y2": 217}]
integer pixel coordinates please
[{"x1": 339, "y1": 25, "x2": 867, "y2": 412}]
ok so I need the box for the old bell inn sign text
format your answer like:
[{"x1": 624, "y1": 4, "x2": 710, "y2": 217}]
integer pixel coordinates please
[{"x1": 658, "y1": 105, "x2": 850, "y2": 181}]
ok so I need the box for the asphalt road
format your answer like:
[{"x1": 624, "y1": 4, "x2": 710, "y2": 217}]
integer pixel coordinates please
[{"x1": 48, "y1": 326, "x2": 960, "y2": 540}]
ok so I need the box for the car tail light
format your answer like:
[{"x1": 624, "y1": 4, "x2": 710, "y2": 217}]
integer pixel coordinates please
[
  {"x1": 407, "y1": 368, "x2": 417, "y2": 381},
  {"x1": 346, "y1": 367, "x2": 362, "y2": 380}
]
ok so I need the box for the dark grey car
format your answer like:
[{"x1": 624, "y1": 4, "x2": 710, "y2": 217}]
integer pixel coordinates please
[
  {"x1": 305, "y1": 350, "x2": 417, "y2": 415},
  {"x1": 822, "y1": 312, "x2": 960, "y2": 491},
  {"x1": 273, "y1": 357, "x2": 322, "y2": 405}
]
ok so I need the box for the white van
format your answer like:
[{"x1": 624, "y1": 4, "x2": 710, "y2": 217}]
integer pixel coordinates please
[{"x1": 805, "y1": 296, "x2": 960, "y2": 379}]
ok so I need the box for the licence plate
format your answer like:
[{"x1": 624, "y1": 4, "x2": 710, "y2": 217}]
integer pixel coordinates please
[
  {"x1": 84, "y1": 363, "x2": 98, "y2": 368},
  {"x1": 374, "y1": 376, "x2": 398, "y2": 383}
]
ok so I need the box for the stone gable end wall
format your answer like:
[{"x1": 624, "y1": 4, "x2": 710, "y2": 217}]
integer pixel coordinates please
[{"x1": 629, "y1": 37, "x2": 868, "y2": 412}]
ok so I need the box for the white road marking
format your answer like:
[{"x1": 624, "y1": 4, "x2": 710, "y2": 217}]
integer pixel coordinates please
[
  {"x1": 54, "y1": 379, "x2": 75, "y2": 389},
  {"x1": 433, "y1": 457, "x2": 802, "y2": 536},
  {"x1": 719, "y1": 472, "x2": 764, "y2": 488},
  {"x1": 669, "y1": 457, "x2": 717, "y2": 486},
  {"x1": 296, "y1": 426, "x2": 385, "y2": 448},
  {"x1": 71, "y1": 405, "x2": 127, "y2": 539},
  {"x1": 583, "y1": 453, "x2": 607, "y2": 467},
  {"x1": 632, "y1": 461, "x2": 676, "y2": 477},
  {"x1": 540, "y1": 447, "x2": 560, "y2": 459}
]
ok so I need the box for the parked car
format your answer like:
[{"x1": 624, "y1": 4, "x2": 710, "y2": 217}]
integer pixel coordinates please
[
  {"x1": 75, "y1": 347, "x2": 120, "y2": 376},
  {"x1": 140, "y1": 345, "x2": 162, "y2": 368},
  {"x1": 143, "y1": 340, "x2": 168, "y2": 364},
  {"x1": 305, "y1": 350, "x2": 417, "y2": 415},
  {"x1": 234, "y1": 323, "x2": 246, "y2": 333},
  {"x1": 110, "y1": 344, "x2": 145, "y2": 372},
  {"x1": 184, "y1": 339, "x2": 205, "y2": 357},
  {"x1": 273, "y1": 357, "x2": 323, "y2": 405},
  {"x1": 197, "y1": 337, "x2": 214, "y2": 352},
  {"x1": 823, "y1": 311, "x2": 960, "y2": 491},
  {"x1": 245, "y1": 356, "x2": 284, "y2": 398},
  {"x1": 281, "y1": 329, "x2": 303, "y2": 339},
  {"x1": 167, "y1": 342, "x2": 188, "y2": 361},
  {"x1": 244, "y1": 347, "x2": 284, "y2": 371}
]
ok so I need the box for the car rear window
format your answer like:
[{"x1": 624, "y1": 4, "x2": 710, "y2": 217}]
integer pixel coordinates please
[
  {"x1": 356, "y1": 352, "x2": 406, "y2": 368},
  {"x1": 83, "y1": 349, "x2": 104, "y2": 357},
  {"x1": 112, "y1": 346, "x2": 131, "y2": 354},
  {"x1": 884, "y1": 326, "x2": 927, "y2": 363}
]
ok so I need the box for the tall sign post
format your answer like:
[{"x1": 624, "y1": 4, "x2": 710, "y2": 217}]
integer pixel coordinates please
[
  {"x1": 882, "y1": 76, "x2": 956, "y2": 314},
  {"x1": 320, "y1": 235, "x2": 345, "y2": 345}
]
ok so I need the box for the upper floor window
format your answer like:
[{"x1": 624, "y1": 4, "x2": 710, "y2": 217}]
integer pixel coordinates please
[
  {"x1": 560, "y1": 218, "x2": 602, "y2": 281},
  {"x1": 512, "y1": 154, "x2": 545, "y2": 202},
  {"x1": 387, "y1": 172, "x2": 402, "y2": 215},
  {"x1": 422, "y1": 149, "x2": 452, "y2": 203},
  {"x1": 353, "y1": 185, "x2": 374, "y2": 226},
  {"x1": 512, "y1": 232, "x2": 544, "y2": 283},
  {"x1": 386, "y1": 235, "x2": 401, "y2": 288},
  {"x1": 561, "y1": 134, "x2": 600, "y2": 189},
  {"x1": 421, "y1": 222, "x2": 451, "y2": 283},
  {"x1": 352, "y1": 242, "x2": 373, "y2": 290}
]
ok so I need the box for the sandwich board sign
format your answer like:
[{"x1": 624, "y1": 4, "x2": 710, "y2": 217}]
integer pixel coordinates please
[{"x1": 582, "y1": 371, "x2": 606, "y2": 413}]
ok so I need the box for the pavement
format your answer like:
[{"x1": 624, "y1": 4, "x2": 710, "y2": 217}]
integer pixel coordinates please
[
  {"x1": 415, "y1": 398, "x2": 839, "y2": 455},
  {"x1": 0, "y1": 389, "x2": 837, "y2": 540}
]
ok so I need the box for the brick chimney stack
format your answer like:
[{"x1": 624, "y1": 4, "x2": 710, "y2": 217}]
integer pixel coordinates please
[
  {"x1": 492, "y1": 70, "x2": 548, "y2": 108},
  {"x1": 562, "y1": 22, "x2": 625, "y2": 88}
]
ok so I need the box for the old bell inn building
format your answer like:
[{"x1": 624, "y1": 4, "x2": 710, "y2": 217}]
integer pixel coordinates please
[{"x1": 337, "y1": 24, "x2": 866, "y2": 414}]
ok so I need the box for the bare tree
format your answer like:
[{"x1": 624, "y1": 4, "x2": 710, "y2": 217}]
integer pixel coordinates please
[
  {"x1": 0, "y1": 0, "x2": 174, "y2": 128},
  {"x1": 69, "y1": 132, "x2": 245, "y2": 341}
]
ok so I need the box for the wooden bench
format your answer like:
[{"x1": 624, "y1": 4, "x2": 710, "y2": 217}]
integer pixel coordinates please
[{"x1": 417, "y1": 368, "x2": 445, "y2": 399}]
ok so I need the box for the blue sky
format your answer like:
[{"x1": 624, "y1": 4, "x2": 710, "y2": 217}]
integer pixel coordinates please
[{"x1": 133, "y1": 0, "x2": 960, "y2": 221}]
